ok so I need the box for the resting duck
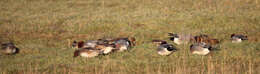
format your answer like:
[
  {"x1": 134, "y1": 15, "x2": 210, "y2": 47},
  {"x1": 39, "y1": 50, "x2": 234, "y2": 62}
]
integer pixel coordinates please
[
  {"x1": 0, "y1": 42, "x2": 19, "y2": 55},
  {"x1": 152, "y1": 40, "x2": 177, "y2": 56},
  {"x1": 190, "y1": 43, "x2": 212, "y2": 55},
  {"x1": 95, "y1": 44, "x2": 116, "y2": 54},
  {"x1": 194, "y1": 34, "x2": 220, "y2": 45},
  {"x1": 73, "y1": 48, "x2": 103, "y2": 58},
  {"x1": 112, "y1": 37, "x2": 136, "y2": 52},
  {"x1": 231, "y1": 34, "x2": 248, "y2": 43},
  {"x1": 168, "y1": 33, "x2": 194, "y2": 45},
  {"x1": 72, "y1": 39, "x2": 113, "y2": 49},
  {"x1": 194, "y1": 34, "x2": 209, "y2": 43}
]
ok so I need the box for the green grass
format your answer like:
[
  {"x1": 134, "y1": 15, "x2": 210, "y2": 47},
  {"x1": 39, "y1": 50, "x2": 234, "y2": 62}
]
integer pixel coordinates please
[{"x1": 0, "y1": 0, "x2": 260, "y2": 73}]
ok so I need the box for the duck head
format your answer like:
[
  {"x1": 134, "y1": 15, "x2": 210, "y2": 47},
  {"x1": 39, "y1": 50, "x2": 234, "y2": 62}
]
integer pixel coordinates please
[
  {"x1": 168, "y1": 33, "x2": 179, "y2": 40},
  {"x1": 72, "y1": 41, "x2": 85, "y2": 49},
  {"x1": 73, "y1": 50, "x2": 80, "y2": 57},
  {"x1": 127, "y1": 37, "x2": 136, "y2": 46},
  {"x1": 168, "y1": 33, "x2": 181, "y2": 44},
  {"x1": 231, "y1": 34, "x2": 236, "y2": 38}
]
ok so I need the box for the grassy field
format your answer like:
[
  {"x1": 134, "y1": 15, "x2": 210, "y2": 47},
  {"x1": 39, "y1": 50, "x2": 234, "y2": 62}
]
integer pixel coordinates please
[{"x1": 0, "y1": 0, "x2": 260, "y2": 73}]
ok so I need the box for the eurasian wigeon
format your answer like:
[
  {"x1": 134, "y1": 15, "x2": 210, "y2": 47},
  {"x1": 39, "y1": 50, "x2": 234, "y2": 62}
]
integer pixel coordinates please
[
  {"x1": 168, "y1": 33, "x2": 194, "y2": 45},
  {"x1": 72, "y1": 39, "x2": 113, "y2": 49},
  {"x1": 95, "y1": 44, "x2": 116, "y2": 54},
  {"x1": 194, "y1": 34, "x2": 220, "y2": 45},
  {"x1": 152, "y1": 40, "x2": 177, "y2": 56},
  {"x1": 190, "y1": 43, "x2": 212, "y2": 55},
  {"x1": 73, "y1": 48, "x2": 103, "y2": 58},
  {"x1": 231, "y1": 34, "x2": 248, "y2": 43},
  {"x1": 112, "y1": 37, "x2": 136, "y2": 52},
  {"x1": 0, "y1": 42, "x2": 19, "y2": 55}
]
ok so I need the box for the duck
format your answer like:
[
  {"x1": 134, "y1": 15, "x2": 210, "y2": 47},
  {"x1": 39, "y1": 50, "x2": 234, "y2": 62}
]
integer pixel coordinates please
[
  {"x1": 231, "y1": 34, "x2": 248, "y2": 43},
  {"x1": 152, "y1": 40, "x2": 177, "y2": 56},
  {"x1": 207, "y1": 39, "x2": 220, "y2": 45},
  {"x1": 194, "y1": 34, "x2": 210, "y2": 43},
  {"x1": 112, "y1": 37, "x2": 136, "y2": 52},
  {"x1": 72, "y1": 39, "x2": 113, "y2": 49},
  {"x1": 190, "y1": 43, "x2": 212, "y2": 55},
  {"x1": 96, "y1": 38, "x2": 114, "y2": 44},
  {"x1": 168, "y1": 33, "x2": 194, "y2": 45},
  {"x1": 194, "y1": 34, "x2": 220, "y2": 45},
  {"x1": 0, "y1": 42, "x2": 19, "y2": 55},
  {"x1": 83, "y1": 40, "x2": 100, "y2": 48},
  {"x1": 95, "y1": 44, "x2": 116, "y2": 54},
  {"x1": 73, "y1": 48, "x2": 103, "y2": 58}
]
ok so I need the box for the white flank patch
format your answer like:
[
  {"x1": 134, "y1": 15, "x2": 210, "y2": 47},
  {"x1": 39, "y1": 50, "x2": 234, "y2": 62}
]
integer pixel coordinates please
[
  {"x1": 174, "y1": 38, "x2": 181, "y2": 45},
  {"x1": 80, "y1": 53, "x2": 90, "y2": 57},
  {"x1": 12, "y1": 49, "x2": 16, "y2": 53},
  {"x1": 192, "y1": 48, "x2": 210, "y2": 55},
  {"x1": 232, "y1": 39, "x2": 242, "y2": 43},
  {"x1": 158, "y1": 48, "x2": 172, "y2": 56},
  {"x1": 103, "y1": 47, "x2": 113, "y2": 54},
  {"x1": 119, "y1": 46, "x2": 128, "y2": 52}
]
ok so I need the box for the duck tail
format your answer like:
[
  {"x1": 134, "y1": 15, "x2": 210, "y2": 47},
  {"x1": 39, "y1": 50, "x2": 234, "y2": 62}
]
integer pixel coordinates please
[
  {"x1": 14, "y1": 48, "x2": 20, "y2": 54},
  {"x1": 169, "y1": 37, "x2": 174, "y2": 41},
  {"x1": 242, "y1": 36, "x2": 248, "y2": 40}
]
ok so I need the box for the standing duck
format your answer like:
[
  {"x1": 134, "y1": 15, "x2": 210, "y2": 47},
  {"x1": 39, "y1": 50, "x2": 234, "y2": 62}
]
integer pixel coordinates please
[
  {"x1": 231, "y1": 34, "x2": 248, "y2": 43},
  {"x1": 152, "y1": 40, "x2": 177, "y2": 56},
  {"x1": 190, "y1": 43, "x2": 212, "y2": 55},
  {"x1": 0, "y1": 42, "x2": 19, "y2": 55},
  {"x1": 168, "y1": 33, "x2": 194, "y2": 45},
  {"x1": 73, "y1": 48, "x2": 103, "y2": 58}
]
